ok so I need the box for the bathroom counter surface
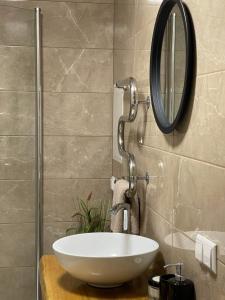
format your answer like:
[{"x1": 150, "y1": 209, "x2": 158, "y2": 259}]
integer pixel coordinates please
[{"x1": 41, "y1": 255, "x2": 149, "y2": 300}]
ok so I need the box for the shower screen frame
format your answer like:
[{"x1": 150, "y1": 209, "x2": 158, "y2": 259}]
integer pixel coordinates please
[{"x1": 35, "y1": 7, "x2": 43, "y2": 300}]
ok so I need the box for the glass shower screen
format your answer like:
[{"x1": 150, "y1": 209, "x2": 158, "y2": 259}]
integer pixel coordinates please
[{"x1": 0, "y1": 5, "x2": 42, "y2": 300}]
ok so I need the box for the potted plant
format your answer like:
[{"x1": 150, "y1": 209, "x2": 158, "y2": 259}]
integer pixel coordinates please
[{"x1": 66, "y1": 192, "x2": 110, "y2": 235}]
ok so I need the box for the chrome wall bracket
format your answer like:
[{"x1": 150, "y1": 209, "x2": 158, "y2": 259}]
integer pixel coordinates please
[
  {"x1": 136, "y1": 172, "x2": 150, "y2": 185},
  {"x1": 116, "y1": 78, "x2": 151, "y2": 112},
  {"x1": 112, "y1": 172, "x2": 153, "y2": 197},
  {"x1": 138, "y1": 96, "x2": 151, "y2": 109}
]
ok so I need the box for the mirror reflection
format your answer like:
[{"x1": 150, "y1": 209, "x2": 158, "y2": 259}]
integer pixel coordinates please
[{"x1": 160, "y1": 4, "x2": 186, "y2": 123}]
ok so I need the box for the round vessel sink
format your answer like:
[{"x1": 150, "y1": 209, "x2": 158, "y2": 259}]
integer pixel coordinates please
[{"x1": 53, "y1": 232, "x2": 159, "y2": 287}]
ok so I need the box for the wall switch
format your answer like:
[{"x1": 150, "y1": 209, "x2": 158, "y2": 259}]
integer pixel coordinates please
[
  {"x1": 195, "y1": 234, "x2": 217, "y2": 274},
  {"x1": 195, "y1": 235, "x2": 203, "y2": 262}
]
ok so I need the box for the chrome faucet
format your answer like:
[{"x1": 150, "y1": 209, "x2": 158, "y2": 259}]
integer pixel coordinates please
[{"x1": 110, "y1": 203, "x2": 130, "y2": 233}]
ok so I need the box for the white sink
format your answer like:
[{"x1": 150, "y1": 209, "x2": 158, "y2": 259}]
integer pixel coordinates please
[{"x1": 53, "y1": 232, "x2": 159, "y2": 287}]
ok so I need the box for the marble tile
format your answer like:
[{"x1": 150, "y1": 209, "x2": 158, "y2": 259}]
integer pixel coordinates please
[
  {"x1": 134, "y1": 50, "x2": 150, "y2": 94},
  {"x1": 44, "y1": 92, "x2": 112, "y2": 136},
  {"x1": 0, "y1": 5, "x2": 34, "y2": 46},
  {"x1": 0, "y1": 136, "x2": 34, "y2": 180},
  {"x1": 0, "y1": 223, "x2": 35, "y2": 267},
  {"x1": 134, "y1": 1, "x2": 158, "y2": 51},
  {"x1": 132, "y1": 144, "x2": 179, "y2": 223},
  {"x1": 114, "y1": 0, "x2": 136, "y2": 50},
  {"x1": 0, "y1": 91, "x2": 35, "y2": 135},
  {"x1": 174, "y1": 157, "x2": 225, "y2": 264},
  {"x1": 43, "y1": 48, "x2": 113, "y2": 93},
  {"x1": 141, "y1": 121, "x2": 173, "y2": 152},
  {"x1": 185, "y1": 0, "x2": 225, "y2": 75},
  {"x1": 141, "y1": 208, "x2": 172, "y2": 275},
  {"x1": 44, "y1": 222, "x2": 73, "y2": 254},
  {"x1": 174, "y1": 72, "x2": 225, "y2": 167},
  {"x1": 0, "y1": 267, "x2": 35, "y2": 300},
  {"x1": 44, "y1": 178, "x2": 112, "y2": 222},
  {"x1": 112, "y1": 159, "x2": 123, "y2": 179},
  {"x1": 137, "y1": 0, "x2": 161, "y2": 5},
  {"x1": 42, "y1": 2, "x2": 113, "y2": 49},
  {"x1": 113, "y1": 49, "x2": 135, "y2": 83},
  {"x1": 9, "y1": 1, "x2": 113, "y2": 48},
  {"x1": 44, "y1": 136, "x2": 112, "y2": 179},
  {"x1": 0, "y1": 180, "x2": 34, "y2": 223},
  {"x1": 172, "y1": 231, "x2": 225, "y2": 300},
  {"x1": 114, "y1": 0, "x2": 135, "y2": 4},
  {"x1": 0, "y1": 46, "x2": 34, "y2": 92},
  {"x1": 40, "y1": 0, "x2": 113, "y2": 3}
]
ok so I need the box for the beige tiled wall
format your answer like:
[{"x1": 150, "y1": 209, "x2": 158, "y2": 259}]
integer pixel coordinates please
[
  {"x1": 0, "y1": 1, "x2": 113, "y2": 299},
  {"x1": 113, "y1": 0, "x2": 225, "y2": 299},
  {"x1": 1, "y1": 0, "x2": 225, "y2": 299}
]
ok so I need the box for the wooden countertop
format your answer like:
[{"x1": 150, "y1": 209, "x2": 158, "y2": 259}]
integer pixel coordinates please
[{"x1": 40, "y1": 255, "x2": 150, "y2": 300}]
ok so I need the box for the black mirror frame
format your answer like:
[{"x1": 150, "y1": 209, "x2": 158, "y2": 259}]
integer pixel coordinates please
[{"x1": 150, "y1": 0, "x2": 196, "y2": 134}]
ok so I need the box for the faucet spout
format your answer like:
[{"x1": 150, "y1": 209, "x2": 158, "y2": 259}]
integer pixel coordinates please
[{"x1": 110, "y1": 203, "x2": 130, "y2": 233}]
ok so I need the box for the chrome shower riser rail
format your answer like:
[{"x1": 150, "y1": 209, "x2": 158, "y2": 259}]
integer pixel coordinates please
[
  {"x1": 116, "y1": 77, "x2": 150, "y2": 198},
  {"x1": 35, "y1": 7, "x2": 43, "y2": 300}
]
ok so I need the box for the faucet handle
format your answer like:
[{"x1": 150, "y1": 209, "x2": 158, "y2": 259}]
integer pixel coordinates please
[{"x1": 110, "y1": 203, "x2": 130, "y2": 215}]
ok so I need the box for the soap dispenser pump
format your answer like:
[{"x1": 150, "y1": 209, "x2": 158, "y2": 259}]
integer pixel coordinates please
[{"x1": 160, "y1": 263, "x2": 196, "y2": 300}]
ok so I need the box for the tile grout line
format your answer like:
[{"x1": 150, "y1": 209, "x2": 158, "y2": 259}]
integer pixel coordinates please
[
  {"x1": 0, "y1": 177, "x2": 111, "y2": 179},
  {"x1": 0, "y1": 44, "x2": 114, "y2": 50},
  {"x1": 0, "y1": 266, "x2": 35, "y2": 269},
  {"x1": 140, "y1": 143, "x2": 225, "y2": 171},
  {"x1": 0, "y1": 135, "x2": 112, "y2": 137},
  {"x1": 0, "y1": 178, "x2": 111, "y2": 181},
  {"x1": 0, "y1": 90, "x2": 113, "y2": 94}
]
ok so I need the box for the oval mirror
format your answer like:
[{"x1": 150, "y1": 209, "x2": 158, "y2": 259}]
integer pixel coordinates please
[{"x1": 150, "y1": 0, "x2": 196, "y2": 134}]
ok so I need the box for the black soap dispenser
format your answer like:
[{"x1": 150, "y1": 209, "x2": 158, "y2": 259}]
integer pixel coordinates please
[{"x1": 160, "y1": 263, "x2": 196, "y2": 300}]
